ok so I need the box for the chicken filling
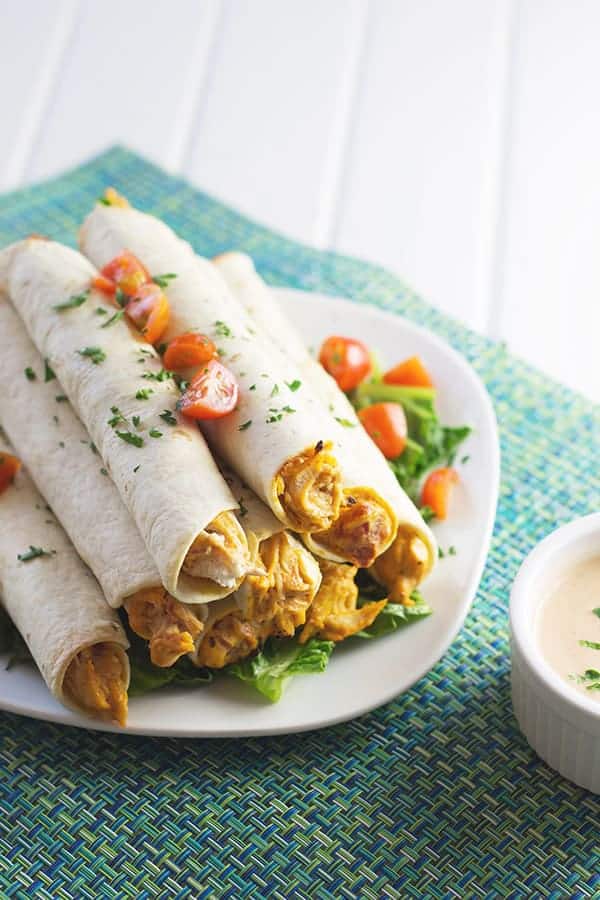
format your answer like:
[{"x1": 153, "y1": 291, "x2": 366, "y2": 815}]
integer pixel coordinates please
[
  {"x1": 312, "y1": 487, "x2": 396, "y2": 567},
  {"x1": 371, "y1": 527, "x2": 430, "y2": 604},
  {"x1": 275, "y1": 441, "x2": 342, "y2": 532},
  {"x1": 182, "y1": 510, "x2": 249, "y2": 588},
  {"x1": 195, "y1": 532, "x2": 319, "y2": 668},
  {"x1": 63, "y1": 643, "x2": 128, "y2": 726},
  {"x1": 125, "y1": 588, "x2": 204, "y2": 667},
  {"x1": 300, "y1": 560, "x2": 387, "y2": 643}
]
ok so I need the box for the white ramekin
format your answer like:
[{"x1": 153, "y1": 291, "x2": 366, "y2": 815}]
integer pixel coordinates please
[{"x1": 510, "y1": 513, "x2": 600, "y2": 793}]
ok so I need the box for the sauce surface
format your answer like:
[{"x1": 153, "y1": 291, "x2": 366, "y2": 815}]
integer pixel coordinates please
[{"x1": 537, "y1": 554, "x2": 600, "y2": 700}]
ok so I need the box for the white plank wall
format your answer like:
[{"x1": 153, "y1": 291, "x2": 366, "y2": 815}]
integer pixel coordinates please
[{"x1": 0, "y1": 0, "x2": 598, "y2": 401}]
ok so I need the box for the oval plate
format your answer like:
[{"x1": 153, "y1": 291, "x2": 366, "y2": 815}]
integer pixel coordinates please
[{"x1": 0, "y1": 290, "x2": 499, "y2": 736}]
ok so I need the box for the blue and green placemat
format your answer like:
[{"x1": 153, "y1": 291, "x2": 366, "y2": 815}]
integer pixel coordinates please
[{"x1": 0, "y1": 148, "x2": 598, "y2": 897}]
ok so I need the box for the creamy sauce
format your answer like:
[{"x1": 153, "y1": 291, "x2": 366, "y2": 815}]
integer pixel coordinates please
[{"x1": 537, "y1": 555, "x2": 600, "y2": 700}]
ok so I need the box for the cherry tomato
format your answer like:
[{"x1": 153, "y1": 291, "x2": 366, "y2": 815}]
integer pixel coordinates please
[
  {"x1": 358, "y1": 402, "x2": 407, "y2": 459},
  {"x1": 100, "y1": 252, "x2": 150, "y2": 297},
  {"x1": 0, "y1": 452, "x2": 21, "y2": 495},
  {"x1": 421, "y1": 467, "x2": 459, "y2": 520},
  {"x1": 163, "y1": 332, "x2": 217, "y2": 370},
  {"x1": 383, "y1": 355, "x2": 433, "y2": 388},
  {"x1": 125, "y1": 283, "x2": 170, "y2": 344},
  {"x1": 92, "y1": 274, "x2": 116, "y2": 296},
  {"x1": 178, "y1": 359, "x2": 239, "y2": 420},
  {"x1": 318, "y1": 336, "x2": 372, "y2": 392}
]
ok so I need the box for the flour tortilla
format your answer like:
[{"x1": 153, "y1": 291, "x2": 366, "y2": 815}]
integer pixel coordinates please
[
  {"x1": 214, "y1": 252, "x2": 437, "y2": 573},
  {"x1": 79, "y1": 204, "x2": 342, "y2": 532},
  {"x1": 0, "y1": 294, "x2": 164, "y2": 608},
  {"x1": 1, "y1": 239, "x2": 248, "y2": 604},
  {"x1": 0, "y1": 434, "x2": 129, "y2": 714}
]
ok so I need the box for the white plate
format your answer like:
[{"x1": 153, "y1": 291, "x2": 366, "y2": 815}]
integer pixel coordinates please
[{"x1": 0, "y1": 290, "x2": 499, "y2": 737}]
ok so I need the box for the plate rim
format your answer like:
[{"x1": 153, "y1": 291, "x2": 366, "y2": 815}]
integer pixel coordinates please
[{"x1": 0, "y1": 289, "x2": 500, "y2": 737}]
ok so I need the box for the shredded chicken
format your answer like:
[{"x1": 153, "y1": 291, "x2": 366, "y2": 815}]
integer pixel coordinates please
[
  {"x1": 275, "y1": 441, "x2": 342, "y2": 532},
  {"x1": 300, "y1": 560, "x2": 387, "y2": 643},
  {"x1": 313, "y1": 487, "x2": 395, "y2": 567},
  {"x1": 195, "y1": 533, "x2": 320, "y2": 668},
  {"x1": 182, "y1": 510, "x2": 249, "y2": 587},
  {"x1": 64, "y1": 643, "x2": 128, "y2": 726},
  {"x1": 125, "y1": 588, "x2": 203, "y2": 667},
  {"x1": 371, "y1": 528, "x2": 429, "y2": 604}
]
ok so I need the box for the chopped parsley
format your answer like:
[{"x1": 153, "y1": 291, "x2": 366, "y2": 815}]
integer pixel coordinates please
[
  {"x1": 214, "y1": 320, "x2": 232, "y2": 338},
  {"x1": 593, "y1": 608, "x2": 600, "y2": 619},
  {"x1": 141, "y1": 369, "x2": 173, "y2": 382},
  {"x1": 335, "y1": 417, "x2": 357, "y2": 428},
  {"x1": 270, "y1": 384, "x2": 279, "y2": 397},
  {"x1": 159, "y1": 410, "x2": 177, "y2": 425},
  {"x1": 115, "y1": 287, "x2": 129, "y2": 308},
  {"x1": 571, "y1": 669, "x2": 600, "y2": 691},
  {"x1": 238, "y1": 420, "x2": 252, "y2": 431},
  {"x1": 238, "y1": 497, "x2": 248, "y2": 517},
  {"x1": 108, "y1": 407, "x2": 127, "y2": 428},
  {"x1": 579, "y1": 640, "x2": 600, "y2": 651},
  {"x1": 100, "y1": 310, "x2": 125, "y2": 328},
  {"x1": 156, "y1": 343, "x2": 168, "y2": 356},
  {"x1": 95, "y1": 307, "x2": 108, "y2": 316},
  {"x1": 44, "y1": 359, "x2": 56, "y2": 382},
  {"x1": 53, "y1": 291, "x2": 89, "y2": 311},
  {"x1": 133, "y1": 465, "x2": 140, "y2": 473},
  {"x1": 78, "y1": 346, "x2": 106, "y2": 365},
  {"x1": 248, "y1": 384, "x2": 256, "y2": 391},
  {"x1": 152, "y1": 273, "x2": 177, "y2": 289},
  {"x1": 136, "y1": 388, "x2": 154, "y2": 400},
  {"x1": 55, "y1": 395, "x2": 67, "y2": 403},
  {"x1": 100, "y1": 467, "x2": 109, "y2": 477},
  {"x1": 18, "y1": 546, "x2": 56, "y2": 562},
  {"x1": 98, "y1": 195, "x2": 111, "y2": 206},
  {"x1": 286, "y1": 380, "x2": 301, "y2": 392},
  {"x1": 116, "y1": 431, "x2": 144, "y2": 448},
  {"x1": 24, "y1": 367, "x2": 36, "y2": 381},
  {"x1": 149, "y1": 429, "x2": 163, "y2": 439},
  {"x1": 132, "y1": 415, "x2": 141, "y2": 429},
  {"x1": 266, "y1": 406, "x2": 296, "y2": 424}
]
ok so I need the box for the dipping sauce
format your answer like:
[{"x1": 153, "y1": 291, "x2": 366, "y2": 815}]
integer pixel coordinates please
[{"x1": 537, "y1": 555, "x2": 600, "y2": 699}]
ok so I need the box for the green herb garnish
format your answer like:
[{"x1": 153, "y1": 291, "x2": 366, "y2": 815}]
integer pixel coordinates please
[
  {"x1": 100, "y1": 310, "x2": 125, "y2": 328},
  {"x1": 238, "y1": 420, "x2": 252, "y2": 431},
  {"x1": 78, "y1": 346, "x2": 106, "y2": 365},
  {"x1": 159, "y1": 410, "x2": 177, "y2": 425},
  {"x1": 152, "y1": 273, "x2": 177, "y2": 289},
  {"x1": 116, "y1": 431, "x2": 144, "y2": 448},
  {"x1": 136, "y1": 388, "x2": 154, "y2": 400},
  {"x1": 286, "y1": 380, "x2": 301, "y2": 392},
  {"x1": 24, "y1": 367, "x2": 36, "y2": 381},
  {"x1": 17, "y1": 546, "x2": 56, "y2": 562},
  {"x1": 53, "y1": 291, "x2": 89, "y2": 311},
  {"x1": 335, "y1": 417, "x2": 356, "y2": 428},
  {"x1": 149, "y1": 429, "x2": 162, "y2": 439},
  {"x1": 214, "y1": 320, "x2": 232, "y2": 338},
  {"x1": 44, "y1": 359, "x2": 56, "y2": 382}
]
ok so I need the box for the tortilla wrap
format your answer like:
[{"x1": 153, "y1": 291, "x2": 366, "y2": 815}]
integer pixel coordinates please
[
  {"x1": 0, "y1": 434, "x2": 130, "y2": 724},
  {"x1": 214, "y1": 252, "x2": 437, "y2": 594},
  {"x1": 1, "y1": 238, "x2": 250, "y2": 605},
  {"x1": 0, "y1": 296, "x2": 209, "y2": 667},
  {"x1": 79, "y1": 203, "x2": 343, "y2": 534}
]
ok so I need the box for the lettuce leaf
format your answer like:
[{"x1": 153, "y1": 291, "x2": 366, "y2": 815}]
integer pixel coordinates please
[
  {"x1": 355, "y1": 599, "x2": 432, "y2": 639},
  {"x1": 227, "y1": 637, "x2": 335, "y2": 703},
  {"x1": 126, "y1": 630, "x2": 212, "y2": 696}
]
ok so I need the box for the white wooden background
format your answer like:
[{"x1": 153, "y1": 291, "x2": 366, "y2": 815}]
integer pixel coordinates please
[{"x1": 1, "y1": 0, "x2": 599, "y2": 401}]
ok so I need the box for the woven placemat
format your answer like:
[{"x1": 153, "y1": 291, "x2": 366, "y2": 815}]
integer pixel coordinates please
[{"x1": 0, "y1": 148, "x2": 598, "y2": 898}]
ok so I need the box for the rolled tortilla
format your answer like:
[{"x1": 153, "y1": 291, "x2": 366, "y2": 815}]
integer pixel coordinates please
[
  {"x1": 214, "y1": 251, "x2": 437, "y2": 593},
  {"x1": 193, "y1": 469, "x2": 322, "y2": 668},
  {"x1": 0, "y1": 295, "x2": 207, "y2": 667},
  {"x1": 0, "y1": 434, "x2": 130, "y2": 724},
  {"x1": 1, "y1": 238, "x2": 250, "y2": 605},
  {"x1": 79, "y1": 202, "x2": 343, "y2": 534}
]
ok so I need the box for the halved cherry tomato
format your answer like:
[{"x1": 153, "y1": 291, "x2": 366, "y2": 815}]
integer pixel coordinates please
[
  {"x1": 178, "y1": 359, "x2": 239, "y2": 420},
  {"x1": 0, "y1": 453, "x2": 21, "y2": 495},
  {"x1": 421, "y1": 467, "x2": 458, "y2": 520},
  {"x1": 92, "y1": 274, "x2": 117, "y2": 296},
  {"x1": 163, "y1": 332, "x2": 217, "y2": 370},
  {"x1": 358, "y1": 402, "x2": 407, "y2": 459},
  {"x1": 319, "y1": 336, "x2": 372, "y2": 392},
  {"x1": 383, "y1": 355, "x2": 433, "y2": 388},
  {"x1": 100, "y1": 252, "x2": 150, "y2": 297},
  {"x1": 125, "y1": 283, "x2": 170, "y2": 344}
]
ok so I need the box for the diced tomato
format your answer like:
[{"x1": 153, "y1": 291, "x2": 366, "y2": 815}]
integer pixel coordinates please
[
  {"x1": 178, "y1": 359, "x2": 239, "y2": 420},
  {"x1": 0, "y1": 453, "x2": 21, "y2": 495},
  {"x1": 100, "y1": 252, "x2": 150, "y2": 297},
  {"x1": 124, "y1": 283, "x2": 170, "y2": 344},
  {"x1": 358, "y1": 402, "x2": 407, "y2": 459},
  {"x1": 421, "y1": 467, "x2": 459, "y2": 520},
  {"x1": 163, "y1": 332, "x2": 217, "y2": 370},
  {"x1": 383, "y1": 355, "x2": 433, "y2": 388},
  {"x1": 92, "y1": 274, "x2": 117, "y2": 296},
  {"x1": 318, "y1": 336, "x2": 372, "y2": 392}
]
